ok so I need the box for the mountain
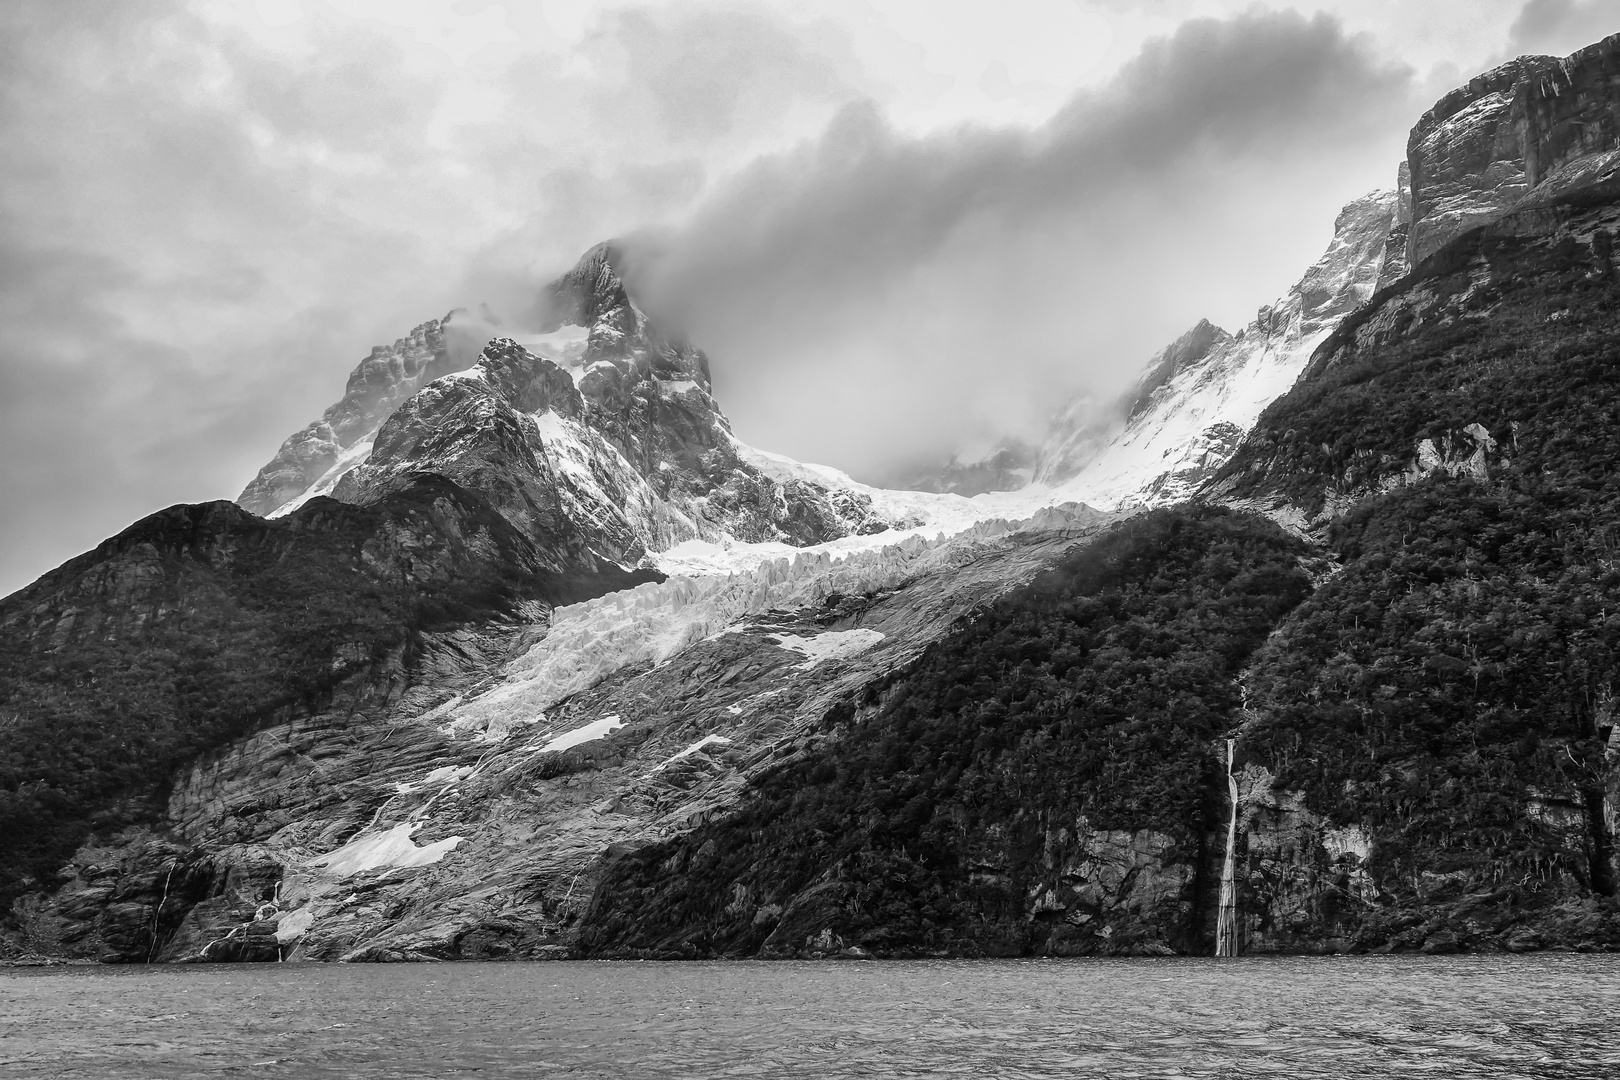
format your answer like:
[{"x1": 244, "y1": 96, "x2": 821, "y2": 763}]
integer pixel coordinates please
[
  {"x1": 4, "y1": 34, "x2": 1620, "y2": 964},
  {"x1": 906, "y1": 179, "x2": 1400, "y2": 512},
  {"x1": 239, "y1": 244, "x2": 931, "y2": 566},
  {"x1": 575, "y1": 34, "x2": 1620, "y2": 960}
]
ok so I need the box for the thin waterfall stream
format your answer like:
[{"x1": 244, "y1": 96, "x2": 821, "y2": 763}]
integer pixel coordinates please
[{"x1": 1215, "y1": 738, "x2": 1239, "y2": 957}]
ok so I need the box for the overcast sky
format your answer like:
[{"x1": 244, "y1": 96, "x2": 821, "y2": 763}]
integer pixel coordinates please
[{"x1": 1, "y1": 0, "x2": 1615, "y2": 596}]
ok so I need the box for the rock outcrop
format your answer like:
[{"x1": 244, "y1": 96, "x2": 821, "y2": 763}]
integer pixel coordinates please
[
  {"x1": 1405, "y1": 34, "x2": 1620, "y2": 269},
  {"x1": 237, "y1": 316, "x2": 485, "y2": 517}
]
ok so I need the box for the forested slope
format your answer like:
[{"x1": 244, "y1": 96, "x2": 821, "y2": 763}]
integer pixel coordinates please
[
  {"x1": 0, "y1": 478, "x2": 657, "y2": 911},
  {"x1": 578, "y1": 507, "x2": 1314, "y2": 957},
  {"x1": 576, "y1": 197, "x2": 1620, "y2": 959}
]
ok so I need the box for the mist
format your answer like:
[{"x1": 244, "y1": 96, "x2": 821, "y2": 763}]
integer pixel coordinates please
[{"x1": 622, "y1": 9, "x2": 1418, "y2": 482}]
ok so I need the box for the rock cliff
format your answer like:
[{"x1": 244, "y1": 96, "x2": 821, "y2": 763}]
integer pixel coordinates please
[
  {"x1": 1405, "y1": 33, "x2": 1620, "y2": 268},
  {"x1": 237, "y1": 316, "x2": 483, "y2": 517}
]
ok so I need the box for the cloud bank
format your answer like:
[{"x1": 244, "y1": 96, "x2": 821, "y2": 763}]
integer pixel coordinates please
[
  {"x1": 624, "y1": 9, "x2": 1418, "y2": 480},
  {"x1": 0, "y1": 0, "x2": 870, "y2": 597},
  {"x1": 0, "y1": 1, "x2": 1599, "y2": 596}
]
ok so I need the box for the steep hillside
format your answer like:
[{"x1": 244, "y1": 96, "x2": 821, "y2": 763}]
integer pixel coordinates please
[
  {"x1": 7, "y1": 507, "x2": 1106, "y2": 962},
  {"x1": 576, "y1": 35, "x2": 1620, "y2": 960},
  {"x1": 1045, "y1": 187, "x2": 1401, "y2": 507},
  {"x1": 581, "y1": 184, "x2": 1620, "y2": 959},
  {"x1": 914, "y1": 183, "x2": 1402, "y2": 510},
  {"x1": 578, "y1": 507, "x2": 1314, "y2": 958},
  {"x1": 1207, "y1": 185, "x2": 1620, "y2": 952},
  {"x1": 0, "y1": 481, "x2": 659, "y2": 923}
]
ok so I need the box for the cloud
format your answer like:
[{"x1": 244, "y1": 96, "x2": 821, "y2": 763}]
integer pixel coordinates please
[
  {"x1": 623, "y1": 9, "x2": 1418, "y2": 481},
  {"x1": 1508, "y1": 0, "x2": 1618, "y2": 55},
  {"x1": 0, "y1": 1, "x2": 1534, "y2": 596},
  {"x1": 0, "y1": 0, "x2": 870, "y2": 597}
]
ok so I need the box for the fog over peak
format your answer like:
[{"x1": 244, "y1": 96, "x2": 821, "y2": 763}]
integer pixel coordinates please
[{"x1": 619, "y1": 8, "x2": 1417, "y2": 481}]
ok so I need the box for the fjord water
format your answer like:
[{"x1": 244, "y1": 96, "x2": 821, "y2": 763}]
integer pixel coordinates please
[{"x1": 4, "y1": 957, "x2": 1617, "y2": 1078}]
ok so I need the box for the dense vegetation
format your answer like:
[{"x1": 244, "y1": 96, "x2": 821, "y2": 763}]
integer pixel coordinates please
[
  {"x1": 580, "y1": 203, "x2": 1620, "y2": 958},
  {"x1": 579, "y1": 507, "x2": 1313, "y2": 958},
  {"x1": 0, "y1": 477, "x2": 657, "y2": 910},
  {"x1": 1223, "y1": 205, "x2": 1620, "y2": 514},
  {"x1": 1222, "y1": 204, "x2": 1620, "y2": 943}
]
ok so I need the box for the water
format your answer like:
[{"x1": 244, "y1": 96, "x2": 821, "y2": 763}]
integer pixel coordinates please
[{"x1": 3, "y1": 955, "x2": 1617, "y2": 1078}]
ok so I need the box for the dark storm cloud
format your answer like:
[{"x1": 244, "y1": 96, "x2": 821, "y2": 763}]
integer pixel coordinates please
[
  {"x1": 0, "y1": 1, "x2": 441, "y2": 599},
  {"x1": 1508, "y1": 0, "x2": 1619, "y2": 54},
  {"x1": 0, "y1": 1, "x2": 867, "y2": 598},
  {"x1": 624, "y1": 9, "x2": 1419, "y2": 480}
]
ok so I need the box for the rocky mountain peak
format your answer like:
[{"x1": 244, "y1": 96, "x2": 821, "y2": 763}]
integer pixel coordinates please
[
  {"x1": 236, "y1": 312, "x2": 473, "y2": 517},
  {"x1": 1122, "y1": 318, "x2": 1230, "y2": 422},
  {"x1": 538, "y1": 241, "x2": 627, "y2": 328},
  {"x1": 478, "y1": 336, "x2": 584, "y2": 419},
  {"x1": 1404, "y1": 35, "x2": 1620, "y2": 269}
]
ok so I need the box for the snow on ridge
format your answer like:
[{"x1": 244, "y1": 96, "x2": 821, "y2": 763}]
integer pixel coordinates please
[{"x1": 269, "y1": 435, "x2": 376, "y2": 519}]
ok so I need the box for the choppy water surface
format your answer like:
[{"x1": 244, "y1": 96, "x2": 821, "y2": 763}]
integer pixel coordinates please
[{"x1": 3, "y1": 955, "x2": 1617, "y2": 1078}]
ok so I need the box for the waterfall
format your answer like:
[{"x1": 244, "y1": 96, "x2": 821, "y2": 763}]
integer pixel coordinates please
[
  {"x1": 1215, "y1": 739, "x2": 1240, "y2": 957},
  {"x1": 146, "y1": 862, "x2": 176, "y2": 964}
]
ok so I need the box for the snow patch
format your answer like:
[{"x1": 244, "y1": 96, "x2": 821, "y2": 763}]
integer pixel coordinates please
[
  {"x1": 391, "y1": 763, "x2": 473, "y2": 795},
  {"x1": 652, "y1": 734, "x2": 732, "y2": 773},
  {"x1": 422, "y1": 764, "x2": 472, "y2": 785},
  {"x1": 770, "y1": 628, "x2": 886, "y2": 668},
  {"x1": 311, "y1": 823, "x2": 464, "y2": 877},
  {"x1": 536, "y1": 715, "x2": 625, "y2": 755}
]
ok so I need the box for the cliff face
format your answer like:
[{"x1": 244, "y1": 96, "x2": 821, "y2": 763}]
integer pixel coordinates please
[
  {"x1": 237, "y1": 317, "x2": 478, "y2": 517},
  {"x1": 1405, "y1": 56, "x2": 1562, "y2": 267},
  {"x1": 1404, "y1": 34, "x2": 1620, "y2": 269},
  {"x1": 1521, "y1": 35, "x2": 1620, "y2": 190}
]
